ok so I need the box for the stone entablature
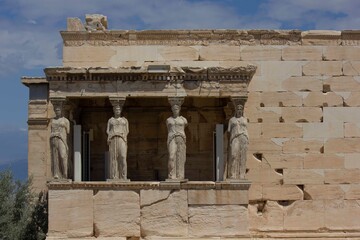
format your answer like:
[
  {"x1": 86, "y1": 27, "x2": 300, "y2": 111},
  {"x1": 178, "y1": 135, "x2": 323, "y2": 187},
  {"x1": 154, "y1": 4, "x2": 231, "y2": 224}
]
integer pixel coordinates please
[
  {"x1": 29, "y1": 65, "x2": 256, "y2": 98},
  {"x1": 61, "y1": 28, "x2": 360, "y2": 46}
]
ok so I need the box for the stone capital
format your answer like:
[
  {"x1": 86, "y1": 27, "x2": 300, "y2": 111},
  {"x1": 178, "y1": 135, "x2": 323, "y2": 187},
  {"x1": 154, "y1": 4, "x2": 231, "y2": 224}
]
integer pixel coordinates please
[
  {"x1": 109, "y1": 96, "x2": 126, "y2": 108},
  {"x1": 230, "y1": 96, "x2": 247, "y2": 108},
  {"x1": 50, "y1": 97, "x2": 67, "y2": 108}
]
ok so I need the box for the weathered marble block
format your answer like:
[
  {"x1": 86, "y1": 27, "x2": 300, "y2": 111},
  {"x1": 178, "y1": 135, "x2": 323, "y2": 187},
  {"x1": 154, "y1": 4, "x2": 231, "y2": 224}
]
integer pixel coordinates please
[
  {"x1": 188, "y1": 205, "x2": 248, "y2": 237},
  {"x1": 188, "y1": 189, "x2": 248, "y2": 205},
  {"x1": 140, "y1": 189, "x2": 188, "y2": 237},
  {"x1": 48, "y1": 189, "x2": 93, "y2": 238},
  {"x1": 93, "y1": 190, "x2": 140, "y2": 237}
]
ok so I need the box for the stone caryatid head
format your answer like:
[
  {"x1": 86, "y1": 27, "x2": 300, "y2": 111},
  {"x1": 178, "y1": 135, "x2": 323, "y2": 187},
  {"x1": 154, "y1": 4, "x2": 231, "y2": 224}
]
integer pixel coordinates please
[
  {"x1": 53, "y1": 103, "x2": 63, "y2": 119},
  {"x1": 231, "y1": 97, "x2": 247, "y2": 118},
  {"x1": 168, "y1": 97, "x2": 184, "y2": 118},
  {"x1": 109, "y1": 97, "x2": 126, "y2": 117},
  {"x1": 113, "y1": 105, "x2": 122, "y2": 118}
]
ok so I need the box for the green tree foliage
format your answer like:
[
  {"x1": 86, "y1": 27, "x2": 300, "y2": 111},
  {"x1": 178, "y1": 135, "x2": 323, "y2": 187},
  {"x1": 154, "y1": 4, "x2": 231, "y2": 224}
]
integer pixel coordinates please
[{"x1": 0, "y1": 170, "x2": 47, "y2": 240}]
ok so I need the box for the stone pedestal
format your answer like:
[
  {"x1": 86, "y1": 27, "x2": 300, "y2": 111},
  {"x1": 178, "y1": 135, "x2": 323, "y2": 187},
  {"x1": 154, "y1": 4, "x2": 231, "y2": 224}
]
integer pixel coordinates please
[{"x1": 47, "y1": 181, "x2": 251, "y2": 239}]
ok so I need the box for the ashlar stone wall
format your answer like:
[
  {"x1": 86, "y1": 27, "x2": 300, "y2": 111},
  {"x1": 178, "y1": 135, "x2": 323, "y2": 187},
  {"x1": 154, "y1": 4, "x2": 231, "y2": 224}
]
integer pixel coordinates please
[
  {"x1": 47, "y1": 183, "x2": 250, "y2": 239},
  {"x1": 61, "y1": 31, "x2": 360, "y2": 235}
]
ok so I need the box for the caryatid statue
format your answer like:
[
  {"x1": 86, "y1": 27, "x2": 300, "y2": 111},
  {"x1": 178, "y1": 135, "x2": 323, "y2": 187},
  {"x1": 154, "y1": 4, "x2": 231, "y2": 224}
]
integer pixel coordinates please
[
  {"x1": 107, "y1": 98, "x2": 129, "y2": 180},
  {"x1": 50, "y1": 98, "x2": 70, "y2": 179},
  {"x1": 167, "y1": 97, "x2": 188, "y2": 180},
  {"x1": 227, "y1": 98, "x2": 249, "y2": 180}
]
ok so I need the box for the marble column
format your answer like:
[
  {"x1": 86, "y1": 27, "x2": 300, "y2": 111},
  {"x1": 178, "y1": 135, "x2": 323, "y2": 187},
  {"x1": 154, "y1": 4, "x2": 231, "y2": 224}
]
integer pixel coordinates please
[
  {"x1": 226, "y1": 96, "x2": 249, "y2": 180},
  {"x1": 166, "y1": 97, "x2": 188, "y2": 181},
  {"x1": 107, "y1": 97, "x2": 129, "y2": 181},
  {"x1": 49, "y1": 97, "x2": 70, "y2": 180}
]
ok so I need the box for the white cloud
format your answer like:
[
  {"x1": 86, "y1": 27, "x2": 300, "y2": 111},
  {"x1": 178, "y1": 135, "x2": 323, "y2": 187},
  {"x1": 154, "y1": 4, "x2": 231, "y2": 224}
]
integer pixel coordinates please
[{"x1": 261, "y1": 0, "x2": 360, "y2": 29}]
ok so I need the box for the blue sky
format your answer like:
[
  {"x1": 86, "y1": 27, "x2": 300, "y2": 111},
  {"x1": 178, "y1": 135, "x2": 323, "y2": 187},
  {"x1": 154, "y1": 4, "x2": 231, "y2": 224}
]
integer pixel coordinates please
[{"x1": 0, "y1": 0, "x2": 359, "y2": 180}]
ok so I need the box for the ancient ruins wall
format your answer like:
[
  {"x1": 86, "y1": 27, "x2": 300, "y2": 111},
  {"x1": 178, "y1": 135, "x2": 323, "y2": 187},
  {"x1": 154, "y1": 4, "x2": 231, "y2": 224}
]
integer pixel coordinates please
[
  {"x1": 61, "y1": 38, "x2": 360, "y2": 235},
  {"x1": 47, "y1": 183, "x2": 250, "y2": 239}
]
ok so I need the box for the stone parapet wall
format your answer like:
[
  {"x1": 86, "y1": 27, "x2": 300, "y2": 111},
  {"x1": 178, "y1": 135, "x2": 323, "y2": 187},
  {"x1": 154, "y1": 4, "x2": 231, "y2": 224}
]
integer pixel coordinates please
[
  {"x1": 47, "y1": 183, "x2": 360, "y2": 239},
  {"x1": 47, "y1": 181, "x2": 250, "y2": 239}
]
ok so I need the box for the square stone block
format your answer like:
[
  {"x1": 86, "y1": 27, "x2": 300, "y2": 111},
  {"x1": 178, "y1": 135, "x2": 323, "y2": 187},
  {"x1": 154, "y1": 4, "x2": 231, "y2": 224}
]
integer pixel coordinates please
[
  {"x1": 304, "y1": 185, "x2": 344, "y2": 200},
  {"x1": 303, "y1": 153, "x2": 344, "y2": 169},
  {"x1": 344, "y1": 184, "x2": 360, "y2": 199},
  {"x1": 303, "y1": 122, "x2": 344, "y2": 139},
  {"x1": 157, "y1": 46, "x2": 198, "y2": 61},
  {"x1": 262, "y1": 153, "x2": 304, "y2": 169},
  {"x1": 324, "y1": 76, "x2": 360, "y2": 92},
  {"x1": 94, "y1": 190, "x2": 140, "y2": 237},
  {"x1": 246, "y1": 168, "x2": 283, "y2": 184},
  {"x1": 240, "y1": 46, "x2": 282, "y2": 61},
  {"x1": 260, "y1": 92, "x2": 303, "y2": 107},
  {"x1": 324, "y1": 46, "x2": 360, "y2": 61},
  {"x1": 199, "y1": 46, "x2": 240, "y2": 61},
  {"x1": 282, "y1": 138, "x2": 324, "y2": 154},
  {"x1": 248, "y1": 184, "x2": 262, "y2": 201},
  {"x1": 248, "y1": 138, "x2": 282, "y2": 153},
  {"x1": 48, "y1": 189, "x2": 93, "y2": 238},
  {"x1": 344, "y1": 92, "x2": 360, "y2": 107},
  {"x1": 248, "y1": 61, "x2": 304, "y2": 92},
  {"x1": 284, "y1": 200, "x2": 325, "y2": 231},
  {"x1": 188, "y1": 205, "x2": 248, "y2": 237},
  {"x1": 245, "y1": 106, "x2": 281, "y2": 123},
  {"x1": 302, "y1": 61, "x2": 342, "y2": 76},
  {"x1": 249, "y1": 201, "x2": 284, "y2": 231},
  {"x1": 63, "y1": 46, "x2": 116, "y2": 66},
  {"x1": 303, "y1": 92, "x2": 343, "y2": 107},
  {"x1": 345, "y1": 153, "x2": 360, "y2": 169},
  {"x1": 345, "y1": 123, "x2": 360, "y2": 138},
  {"x1": 281, "y1": 107, "x2": 322, "y2": 123},
  {"x1": 140, "y1": 190, "x2": 188, "y2": 237},
  {"x1": 325, "y1": 200, "x2": 360, "y2": 230},
  {"x1": 323, "y1": 107, "x2": 360, "y2": 123},
  {"x1": 188, "y1": 189, "x2": 248, "y2": 205},
  {"x1": 284, "y1": 169, "x2": 324, "y2": 185},
  {"x1": 282, "y1": 76, "x2": 323, "y2": 92},
  {"x1": 261, "y1": 123, "x2": 302, "y2": 138},
  {"x1": 325, "y1": 138, "x2": 360, "y2": 153},
  {"x1": 282, "y1": 46, "x2": 323, "y2": 61},
  {"x1": 325, "y1": 169, "x2": 360, "y2": 184},
  {"x1": 262, "y1": 185, "x2": 303, "y2": 201},
  {"x1": 343, "y1": 61, "x2": 360, "y2": 75}
]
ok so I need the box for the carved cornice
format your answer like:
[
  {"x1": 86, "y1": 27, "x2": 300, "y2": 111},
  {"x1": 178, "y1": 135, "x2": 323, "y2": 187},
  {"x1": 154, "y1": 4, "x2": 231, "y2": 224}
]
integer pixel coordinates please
[
  {"x1": 61, "y1": 30, "x2": 302, "y2": 46},
  {"x1": 341, "y1": 30, "x2": 360, "y2": 46},
  {"x1": 61, "y1": 30, "x2": 360, "y2": 46},
  {"x1": 44, "y1": 66, "x2": 257, "y2": 83},
  {"x1": 21, "y1": 77, "x2": 48, "y2": 87}
]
